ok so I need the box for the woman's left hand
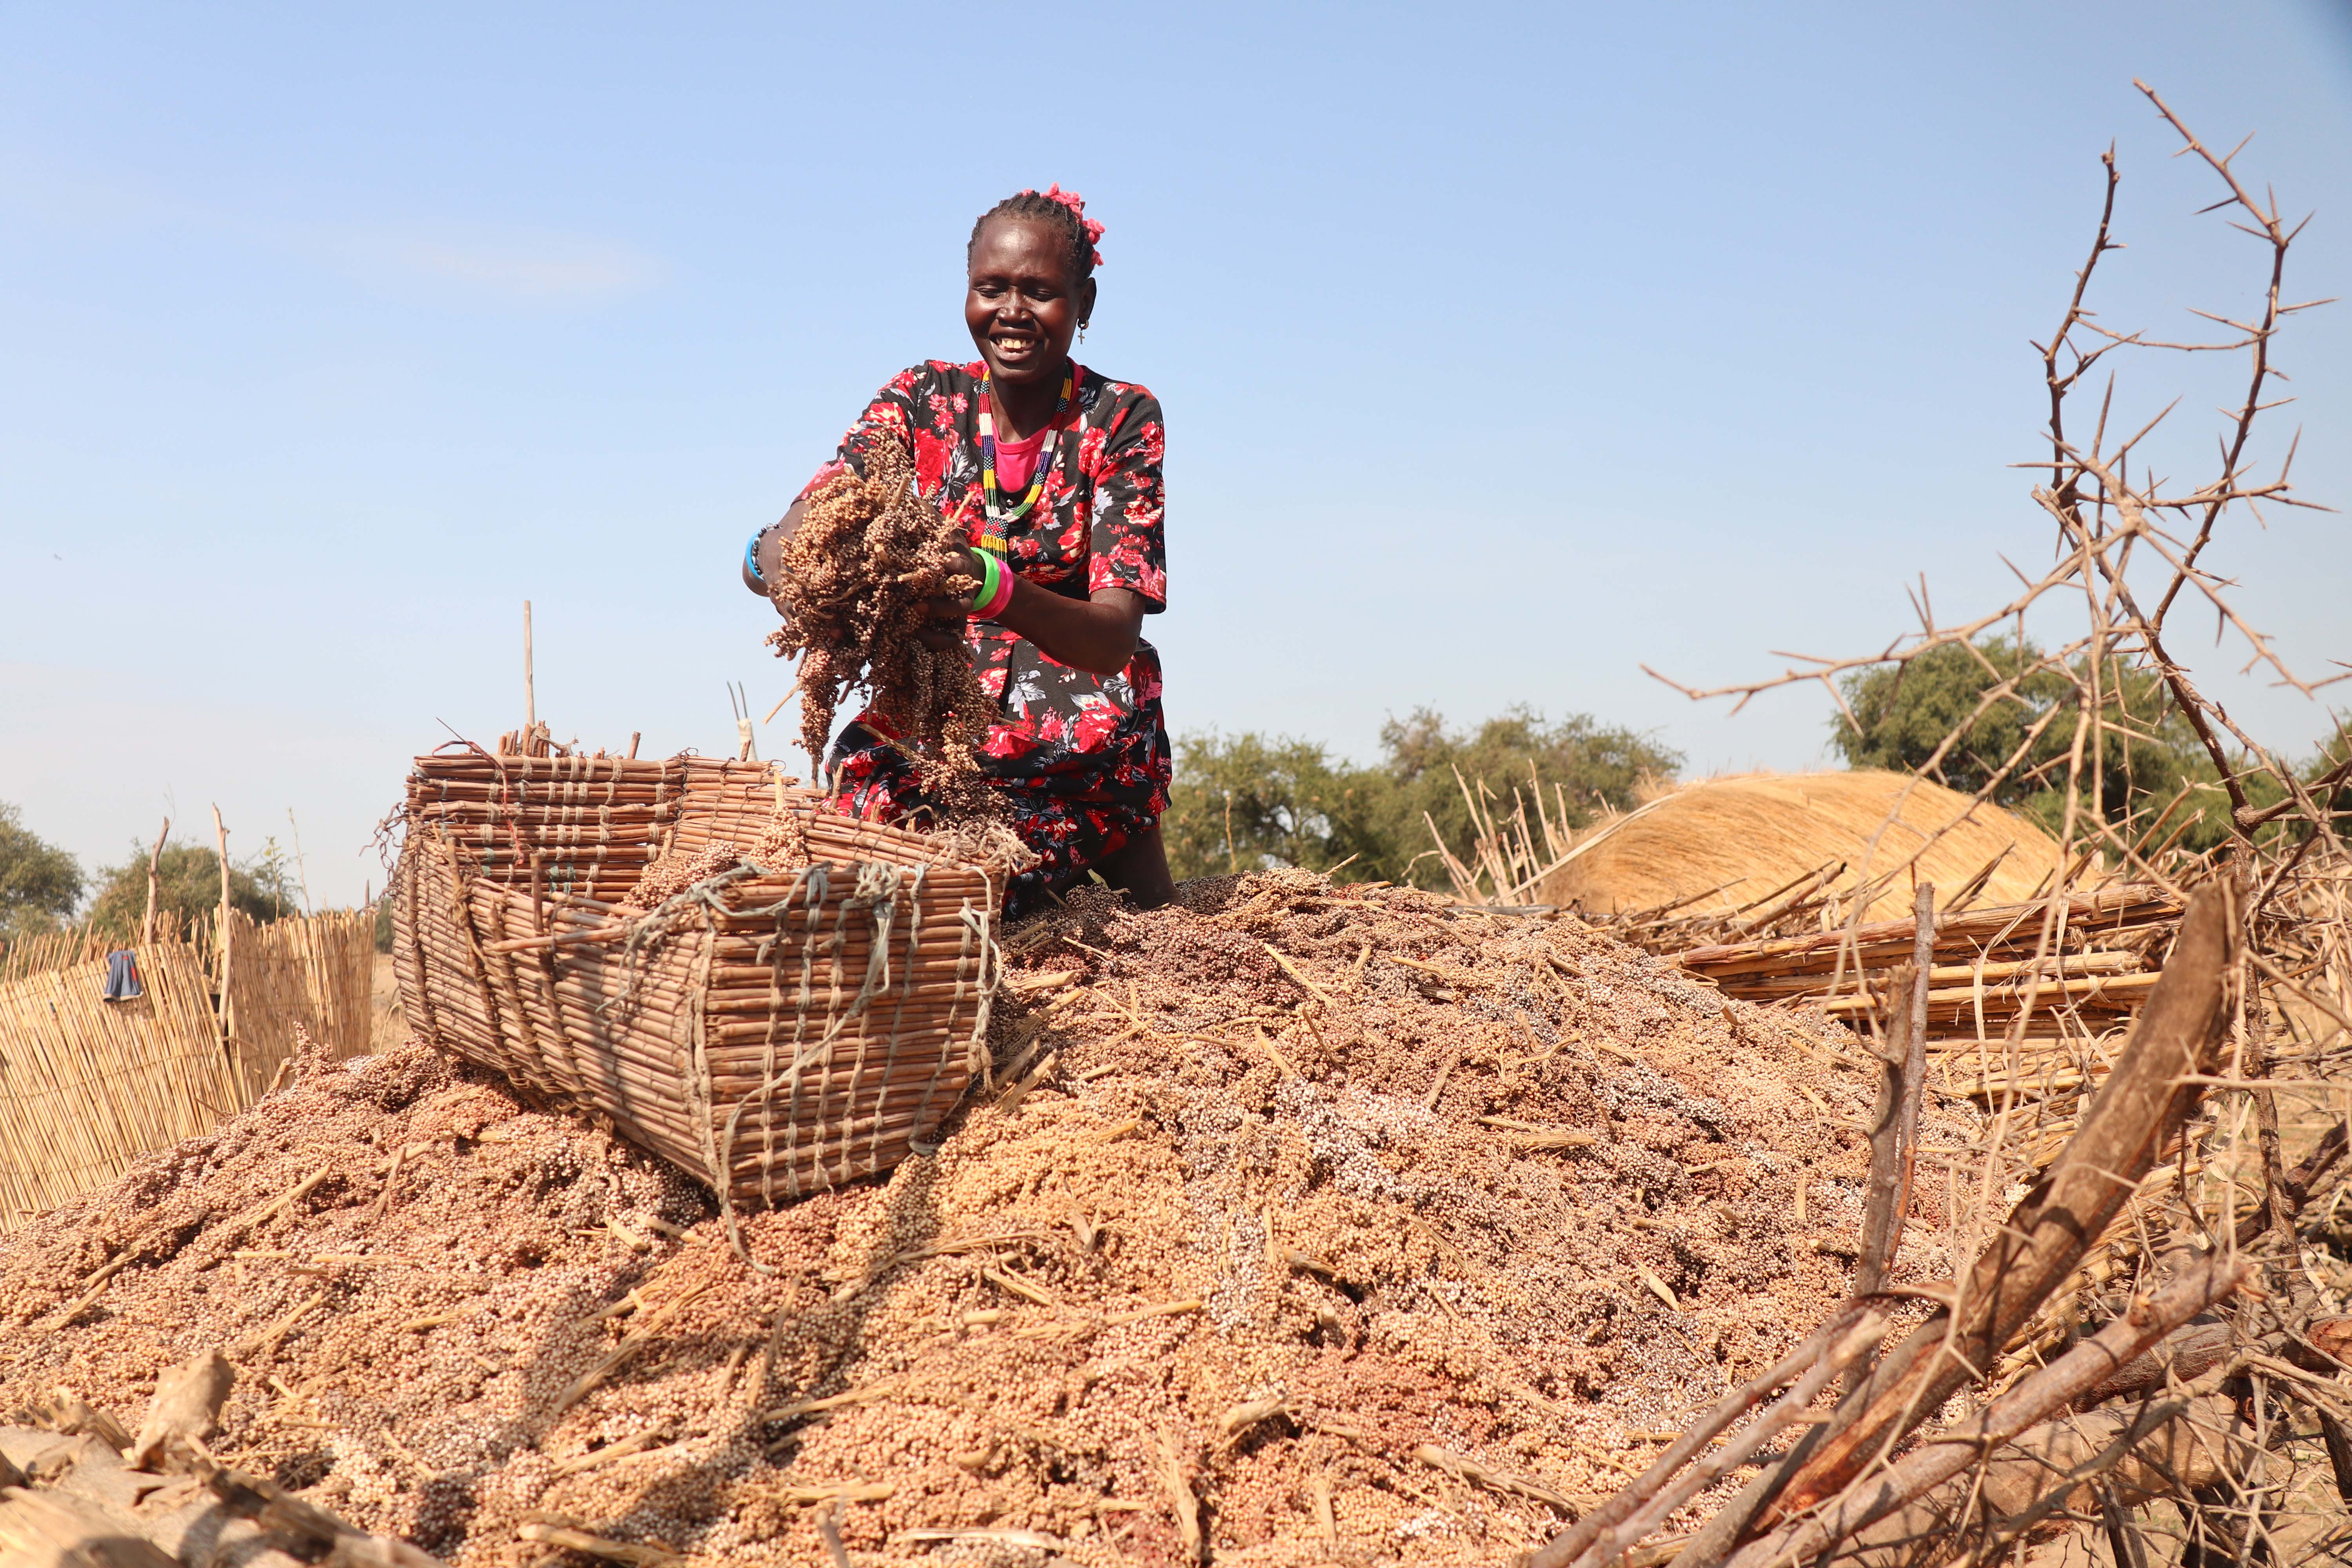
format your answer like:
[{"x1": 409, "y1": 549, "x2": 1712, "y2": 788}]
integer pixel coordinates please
[
  {"x1": 915, "y1": 547, "x2": 984, "y2": 650},
  {"x1": 915, "y1": 596, "x2": 967, "y2": 650}
]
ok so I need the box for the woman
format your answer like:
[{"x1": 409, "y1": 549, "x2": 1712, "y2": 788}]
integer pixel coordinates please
[{"x1": 744, "y1": 187, "x2": 1175, "y2": 918}]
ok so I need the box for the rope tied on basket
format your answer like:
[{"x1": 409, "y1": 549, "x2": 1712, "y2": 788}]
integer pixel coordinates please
[
  {"x1": 609, "y1": 852, "x2": 851, "y2": 1017},
  {"x1": 610, "y1": 861, "x2": 772, "y2": 1018},
  {"x1": 605, "y1": 854, "x2": 913, "y2": 1266},
  {"x1": 909, "y1": 895, "x2": 999, "y2": 1155},
  {"x1": 708, "y1": 859, "x2": 924, "y2": 1270}
]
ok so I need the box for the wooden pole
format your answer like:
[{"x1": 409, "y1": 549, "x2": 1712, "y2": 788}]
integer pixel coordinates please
[
  {"x1": 287, "y1": 808, "x2": 313, "y2": 916},
  {"x1": 1891, "y1": 882, "x2": 1935, "y2": 1243},
  {"x1": 141, "y1": 818, "x2": 170, "y2": 947},
  {"x1": 1855, "y1": 883, "x2": 1934, "y2": 1307},
  {"x1": 524, "y1": 599, "x2": 536, "y2": 737},
  {"x1": 211, "y1": 806, "x2": 234, "y2": 1050}
]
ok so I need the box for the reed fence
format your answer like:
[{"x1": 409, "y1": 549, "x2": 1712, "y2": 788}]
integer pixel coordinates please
[
  {"x1": 0, "y1": 942, "x2": 233, "y2": 1228},
  {"x1": 221, "y1": 909, "x2": 374, "y2": 1100},
  {"x1": 0, "y1": 908, "x2": 375, "y2": 1233}
]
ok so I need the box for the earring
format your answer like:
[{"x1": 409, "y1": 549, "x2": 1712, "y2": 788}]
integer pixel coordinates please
[{"x1": 1078, "y1": 321, "x2": 1089, "y2": 345}]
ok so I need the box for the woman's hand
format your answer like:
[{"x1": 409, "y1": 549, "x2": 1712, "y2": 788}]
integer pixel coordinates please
[
  {"x1": 916, "y1": 547, "x2": 986, "y2": 650},
  {"x1": 742, "y1": 500, "x2": 808, "y2": 615}
]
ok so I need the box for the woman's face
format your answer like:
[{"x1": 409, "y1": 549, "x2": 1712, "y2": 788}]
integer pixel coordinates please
[{"x1": 965, "y1": 216, "x2": 1095, "y2": 390}]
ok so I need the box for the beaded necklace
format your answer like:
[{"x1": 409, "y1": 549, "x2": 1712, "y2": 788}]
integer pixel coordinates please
[{"x1": 975, "y1": 361, "x2": 1076, "y2": 556}]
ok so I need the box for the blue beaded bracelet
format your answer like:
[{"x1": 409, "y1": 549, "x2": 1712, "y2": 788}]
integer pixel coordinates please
[{"x1": 744, "y1": 529, "x2": 766, "y2": 584}]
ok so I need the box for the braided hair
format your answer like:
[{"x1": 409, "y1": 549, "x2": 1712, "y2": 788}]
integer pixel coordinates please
[{"x1": 966, "y1": 184, "x2": 1106, "y2": 287}]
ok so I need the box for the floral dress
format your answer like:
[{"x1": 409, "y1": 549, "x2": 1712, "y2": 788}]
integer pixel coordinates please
[{"x1": 796, "y1": 359, "x2": 1171, "y2": 916}]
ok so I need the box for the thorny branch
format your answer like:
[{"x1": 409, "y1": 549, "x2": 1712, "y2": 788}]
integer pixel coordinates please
[{"x1": 1540, "y1": 89, "x2": 2352, "y2": 1568}]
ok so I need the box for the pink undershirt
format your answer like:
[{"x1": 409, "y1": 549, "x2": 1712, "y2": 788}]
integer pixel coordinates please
[{"x1": 991, "y1": 427, "x2": 1048, "y2": 493}]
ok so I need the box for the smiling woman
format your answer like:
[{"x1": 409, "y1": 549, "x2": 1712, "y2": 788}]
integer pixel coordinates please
[{"x1": 743, "y1": 187, "x2": 1176, "y2": 916}]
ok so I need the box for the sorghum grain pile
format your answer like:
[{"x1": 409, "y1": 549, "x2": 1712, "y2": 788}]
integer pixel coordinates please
[{"x1": 0, "y1": 872, "x2": 1966, "y2": 1566}]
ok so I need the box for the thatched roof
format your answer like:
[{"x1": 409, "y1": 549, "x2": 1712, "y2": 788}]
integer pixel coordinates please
[{"x1": 1534, "y1": 769, "x2": 2060, "y2": 922}]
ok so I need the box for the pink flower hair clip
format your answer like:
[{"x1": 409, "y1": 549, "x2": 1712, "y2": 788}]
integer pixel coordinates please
[{"x1": 1024, "y1": 183, "x2": 1105, "y2": 267}]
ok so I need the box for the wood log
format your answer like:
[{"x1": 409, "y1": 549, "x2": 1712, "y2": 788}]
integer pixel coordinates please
[
  {"x1": 1674, "y1": 884, "x2": 2179, "y2": 977},
  {"x1": 1774, "y1": 882, "x2": 2239, "y2": 1521},
  {"x1": 1724, "y1": 949, "x2": 2150, "y2": 1001},
  {"x1": 1837, "y1": 1393, "x2": 2250, "y2": 1568},
  {"x1": 1718, "y1": 1252, "x2": 2249, "y2": 1568},
  {"x1": 1669, "y1": 880, "x2": 2241, "y2": 1568}
]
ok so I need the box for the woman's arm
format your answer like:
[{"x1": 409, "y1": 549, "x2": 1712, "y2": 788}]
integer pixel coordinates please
[
  {"x1": 910, "y1": 563, "x2": 1141, "y2": 675},
  {"x1": 993, "y1": 580, "x2": 1145, "y2": 676},
  {"x1": 759, "y1": 515, "x2": 1139, "y2": 674}
]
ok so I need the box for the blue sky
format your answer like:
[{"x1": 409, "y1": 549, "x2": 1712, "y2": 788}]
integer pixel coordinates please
[{"x1": 4, "y1": 2, "x2": 2348, "y2": 908}]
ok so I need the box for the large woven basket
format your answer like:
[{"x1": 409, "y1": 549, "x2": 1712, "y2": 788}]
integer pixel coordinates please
[{"x1": 391, "y1": 746, "x2": 1003, "y2": 1204}]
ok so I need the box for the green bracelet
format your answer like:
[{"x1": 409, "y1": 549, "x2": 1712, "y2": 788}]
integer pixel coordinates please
[{"x1": 967, "y1": 550, "x2": 1001, "y2": 613}]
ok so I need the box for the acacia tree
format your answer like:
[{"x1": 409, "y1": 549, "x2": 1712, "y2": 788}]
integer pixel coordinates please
[
  {"x1": 1163, "y1": 708, "x2": 1679, "y2": 886},
  {"x1": 84, "y1": 841, "x2": 284, "y2": 939},
  {"x1": 0, "y1": 802, "x2": 83, "y2": 938},
  {"x1": 1378, "y1": 706, "x2": 1679, "y2": 871},
  {"x1": 1162, "y1": 732, "x2": 1383, "y2": 881},
  {"x1": 1830, "y1": 636, "x2": 2232, "y2": 848}
]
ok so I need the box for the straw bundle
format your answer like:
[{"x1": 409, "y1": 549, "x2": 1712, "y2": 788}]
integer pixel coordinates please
[
  {"x1": 1537, "y1": 770, "x2": 2060, "y2": 924},
  {"x1": 1675, "y1": 881, "x2": 2182, "y2": 1068},
  {"x1": 392, "y1": 747, "x2": 1004, "y2": 1206},
  {"x1": 0, "y1": 942, "x2": 239, "y2": 1230}
]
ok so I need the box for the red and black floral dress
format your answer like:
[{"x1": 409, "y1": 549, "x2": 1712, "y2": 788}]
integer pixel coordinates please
[{"x1": 796, "y1": 359, "x2": 1172, "y2": 917}]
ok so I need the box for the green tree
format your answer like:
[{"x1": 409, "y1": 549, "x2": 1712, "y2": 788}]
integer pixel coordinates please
[
  {"x1": 0, "y1": 802, "x2": 84, "y2": 938},
  {"x1": 1831, "y1": 639, "x2": 2065, "y2": 798},
  {"x1": 1831, "y1": 637, "x2": 2231, "y2": 850},
  {"x1": 1371, "y1": 707, "x2": 1680, "y2": 882},
  {"x1": 85, "y1": 841, "x2": 285, "y2": 940},
  {"x1": 1163, "y1": 733, "x2": 1383, "y2": 880},
  {"x1": 2234, "y1": 716, "x2": 2352, "y2": 847},
  {"x1": 1162, "y1": 707, "x2": 1682, "y2": 889}
]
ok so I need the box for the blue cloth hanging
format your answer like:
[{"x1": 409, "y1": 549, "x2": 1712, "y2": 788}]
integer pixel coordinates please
[{"x1": 103, "y1": 949, "x2": 142, "y2": 1001}]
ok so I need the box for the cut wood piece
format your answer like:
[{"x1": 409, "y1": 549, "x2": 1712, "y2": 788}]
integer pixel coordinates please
[
  {"x1": 127, "y1": 1349, "x2": 232, "y2": 1472},
  {"x1": 1412, "y1": 1443, "x2": 1579, "y2": 1512},
  {"x1": 1478, "y1": 1116, "x2": 1600, "y2": 1149},
  {"x1": 547, "y1": 1429, "x2": 671, "y2": 1477},
  {"x1": 1154, "y1": 1429, "x2": 1204, "y2": 1565},
  {"x1": 0, "y1": 1485, "x2": 179, "y2": 1568},
  {"x1": 763, "y1": 1379, "x2": 902, "y2": 1423}
]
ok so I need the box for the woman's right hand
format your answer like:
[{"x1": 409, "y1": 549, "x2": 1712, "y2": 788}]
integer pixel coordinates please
[{"x1": 744, "y1": 499, "x2": 809, "y2": 612}]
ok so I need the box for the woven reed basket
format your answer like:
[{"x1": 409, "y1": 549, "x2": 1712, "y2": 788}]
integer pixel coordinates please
[{"x1": 390, "y1": 746, "x2": 1004, "y2": 1205}]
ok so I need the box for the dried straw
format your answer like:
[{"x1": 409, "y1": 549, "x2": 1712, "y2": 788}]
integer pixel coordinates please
[{"x1": 1537, "y1": 770, "x2": 2059, "y2": 922}]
